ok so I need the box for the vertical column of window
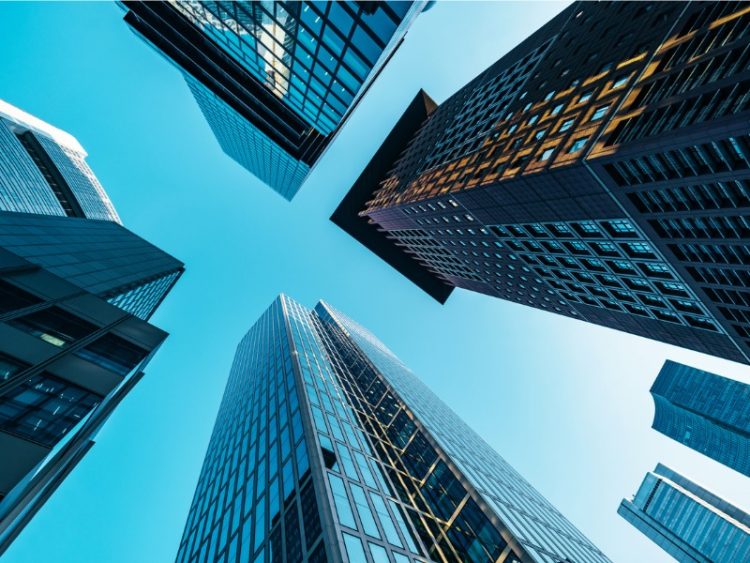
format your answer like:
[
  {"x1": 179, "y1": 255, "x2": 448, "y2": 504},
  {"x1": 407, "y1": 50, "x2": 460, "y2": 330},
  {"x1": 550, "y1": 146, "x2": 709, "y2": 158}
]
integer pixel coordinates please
[{"x1": 13, "y1": 131, "x2": 84, "y2": 218}]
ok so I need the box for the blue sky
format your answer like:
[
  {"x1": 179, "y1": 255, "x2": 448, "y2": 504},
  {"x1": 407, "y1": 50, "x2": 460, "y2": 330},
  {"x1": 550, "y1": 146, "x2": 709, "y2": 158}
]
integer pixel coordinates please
[{"x1": 1, "y1": 2, "x2": 749, "y2": 562}]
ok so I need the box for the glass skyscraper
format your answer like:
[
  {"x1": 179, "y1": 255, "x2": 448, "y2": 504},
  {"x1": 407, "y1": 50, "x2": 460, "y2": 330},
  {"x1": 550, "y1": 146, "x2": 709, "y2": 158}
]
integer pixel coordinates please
[
  {"x1": 176, "y1": 294, "x2": 610, "y2": 563},
  {"x1": 650, "y1": 360, "x2": 750, "y2": 477},
  {"x1": 0, "y1": 99, "x2": 183, "y2": 553},
  {"x1": 619, "y1": 464, "x2": 750, "y2": 562},
  {"x1": 120, "y1": 1, "x2": 429, "y2": 200},
  {"x1": 333, "y1": 1, "x2": 750, "y2": 365}
]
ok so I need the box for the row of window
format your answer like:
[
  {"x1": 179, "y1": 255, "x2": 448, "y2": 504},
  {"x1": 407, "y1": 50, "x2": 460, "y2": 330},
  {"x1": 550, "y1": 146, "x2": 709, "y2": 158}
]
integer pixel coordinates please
[
  {"x1": 650, "y1": 215, "x2": 750, "y2": 242},
  {"x1": 606, "y1": 136, "x2": 750, "y2": 188}
]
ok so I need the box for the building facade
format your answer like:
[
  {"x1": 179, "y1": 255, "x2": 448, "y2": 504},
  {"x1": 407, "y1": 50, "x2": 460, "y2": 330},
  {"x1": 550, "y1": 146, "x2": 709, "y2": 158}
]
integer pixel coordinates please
[
  {"x1": 175, "y1": 294, "x2": 610, "y2": 563},
  {"x1": 333, "y1": 1, "x2": 750, "y2": 364},
  {"x1": 650, "y1": 360, "x2": 750, "y2": 477},
  {"x1": 619, "y1": 464, "x2": 750, "y2": 562},
  {"x1": 0, "y1": 100, "x2": 183, "y2": 554},
  {"x1": 121, "y1": 1, "x2": 429, "y2": 200}
]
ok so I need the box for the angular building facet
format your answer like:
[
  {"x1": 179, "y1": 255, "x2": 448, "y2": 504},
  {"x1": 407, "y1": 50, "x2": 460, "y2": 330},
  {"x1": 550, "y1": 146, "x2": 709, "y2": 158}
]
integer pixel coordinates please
[
  {"x1": 176, "y1": 295, "x2": 609, "y2": 563},
  {"x1": 618, "y1": 464, "x2": 750, "y2": 562},
  {"x1": 650, "y1": 360, "x2": 750, "y2": 477},
  {"x1": 0, "y1": 99, "x2": 183, "y2": 554},
  {"x1": 333, "y1": 1, "x2": 750, "y2": 364},
  {"x1": 120, "y1": 1, "x2": 429, "y2": 200}
]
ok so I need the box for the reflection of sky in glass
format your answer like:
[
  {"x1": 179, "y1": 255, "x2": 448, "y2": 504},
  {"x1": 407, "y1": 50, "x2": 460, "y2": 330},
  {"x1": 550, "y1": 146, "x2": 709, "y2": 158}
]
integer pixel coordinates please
[{"x1": 171, "y1": 1, "x2": 407, "y2": 135}]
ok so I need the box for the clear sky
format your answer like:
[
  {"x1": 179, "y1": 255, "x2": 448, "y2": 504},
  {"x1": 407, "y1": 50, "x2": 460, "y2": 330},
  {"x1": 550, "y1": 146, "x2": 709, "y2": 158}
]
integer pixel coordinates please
[{"x1": 1, "y1": 2, "x2": 749, "y2": 562}]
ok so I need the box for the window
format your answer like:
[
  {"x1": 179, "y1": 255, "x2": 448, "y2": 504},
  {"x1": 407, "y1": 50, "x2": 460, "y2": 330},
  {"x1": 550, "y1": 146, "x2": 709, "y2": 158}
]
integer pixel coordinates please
[
  {"x1": 551, "y1": 103, "x2": 564, "y2": 116},
  {"x1": 0, "y1": 353, "x2": 26, "y2": 383},
  {"x1": 544, "y1": 90, "x2": 556, "y2": 101},
  {"x1": 578, "y1": 90, "x2": 594, "y2": 104},
  {"x1": 624, "y1": 242, "x2": 655, "y2": 258},
  {"x1": 539, "y1": 147, "x2": 555, "y2": 161},
  {"x1": 74, "y1": 333, "x2": 148, "y2": 375},
  {"x1": 559, "y1": 118, "x2": 575, "y2": 132},
  {"x1": 0, "y1": 372, "x2": 101, "y2": 447},
  {"x1": 8, "y1": 307, "x2": 95, "y2": 348},
  {"x1": 328, "y1": 474, "x2": 356, "y2": 528},
  {"x1": 343, "y1": 533, "x2": 367, "y2": 563},
  {"x1": 569, "y1": 137, "x2": 589, "y2": 153},
  {"x1": 591, "y1": 105, "x2": 610, "y2": 121},
  {"x1": 612, "y1": 74, "x2": 630, "y2": 89},
  {"x1": 368, "y1": 544, "x2": 389, "y2": 563},
  {"x1": 603, "y1": 220, "x2": 637, "y2": 237},
  {"x1": 0, "y1": 279, "x2": 41, "y2": 314},
  {"x1": 527, "y1": 114, "x2": 539, "y2": 126},
  {"x1": 534, "y1": 128, "x2": 547, "y2": 140}
]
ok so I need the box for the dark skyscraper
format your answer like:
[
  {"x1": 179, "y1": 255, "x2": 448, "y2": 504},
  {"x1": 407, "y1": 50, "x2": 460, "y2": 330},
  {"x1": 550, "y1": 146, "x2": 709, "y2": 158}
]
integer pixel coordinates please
[
  {"x1": 333, "y1": 1, "x2": 750, "y2": 364},
  {"x1": 0, "y1": 99, "x2": 183, "y2": 553},
  {"x1": 619, "y1": 464, "x2": 750, "y2": 562},
  {"x1": 650, "y1": 360, "x2": 750, "y2": 477},
  {"x1": 120, "y1": 1, "x2": 429, "y2": 200},
  {"x1": 176, "y1": 294, "x2": 610, "y2": 563}
]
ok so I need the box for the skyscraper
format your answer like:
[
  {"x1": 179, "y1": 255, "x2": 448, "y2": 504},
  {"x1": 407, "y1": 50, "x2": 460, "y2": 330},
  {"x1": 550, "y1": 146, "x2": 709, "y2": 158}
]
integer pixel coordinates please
[
  {"x1": 333, "y1": 1, "x2": 750, "y2": 364},
  {"x1": 0, "y1": 99, "x2": 183, "y2": 553},
  {"x1": 176, "y1": 294, "x2": 609, "y2": 563},
  {"x1": 120, "y1": 1, "x2": 430, "y2": 200},
  {"x1": 650, "y1": 360, "x2": 750, "y2": 477},
  {"x1": 618, "y1": 464, "x2": 750, "y2": 562}
]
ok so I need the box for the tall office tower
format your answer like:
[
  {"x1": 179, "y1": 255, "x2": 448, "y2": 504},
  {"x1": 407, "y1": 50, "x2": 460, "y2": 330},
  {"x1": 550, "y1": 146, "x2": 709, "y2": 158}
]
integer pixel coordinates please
[
  {"x1": 120, "y1": 1, "x2": 429, "y2": 200},
  {"x1": 333, "y1": 1, "x2": 750, "y2": 364},
  {"x1": 0, "y1": 100, "x2": 183, "y2": 553},
  {"x1": 619, "y1": 464, "x2": 750, "y2": 562},
  {"x1": 650, "y1": 360, "x2": 750, "y2": 477},
  {"x1": 176, "y1": 294, "x2": 610, "y2": 563}
]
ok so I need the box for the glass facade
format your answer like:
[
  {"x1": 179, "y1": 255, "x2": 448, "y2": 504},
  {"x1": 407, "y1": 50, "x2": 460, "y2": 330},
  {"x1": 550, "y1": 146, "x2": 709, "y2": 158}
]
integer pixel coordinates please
[
  {"x1": 121, "y1": 1, "x2": 427, "y2": 199},
  {"x1": 336, "y1": 1, "x2": 750, "y2": 365},
  {"x1": 0, "y1": 266, "x2": 171, "y2": 554},
  {"x1": 0, "y1": 99, "x2": 120, "y2": 223},
  {"x1": 0, "y1": 99, "x2": 182, "y2": 554},
  {"x1": 650, "y1": 360, "x2": 750, "y2": 477},
  {"x1": 0, "y1": 98, "x2": 182, "y2": 321},
  {"x1": 0, "y1": 212, "x2": 183, "y2": 321},
  {"x1": 619, "y1": 464, "x2": 750, "y2": 562},
  {"x1": 185, "y1": 76, "x2": 311, "y2": 201},
  {"x1": 173, "y1": 1, "x2": 415, "y2": 135},
  {"x1": 33, "y1": 135, "x2": 120, "y2": 223},
  {"x1": 176, "y1": 295, "x2": 609, "y2": 563}
]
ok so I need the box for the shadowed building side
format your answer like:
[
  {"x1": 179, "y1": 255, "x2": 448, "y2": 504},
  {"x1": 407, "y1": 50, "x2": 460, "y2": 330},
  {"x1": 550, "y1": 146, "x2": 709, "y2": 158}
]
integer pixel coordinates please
[{"x1": 333, "y1": 1, "x2": 750, "y2": 365}]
